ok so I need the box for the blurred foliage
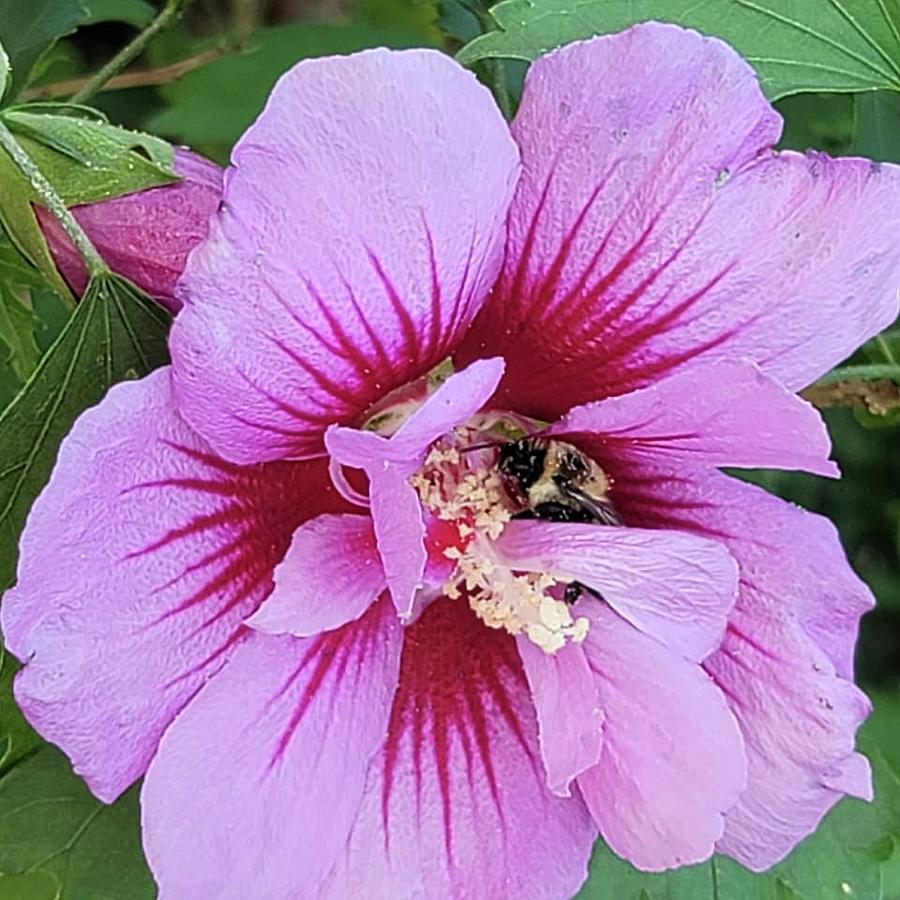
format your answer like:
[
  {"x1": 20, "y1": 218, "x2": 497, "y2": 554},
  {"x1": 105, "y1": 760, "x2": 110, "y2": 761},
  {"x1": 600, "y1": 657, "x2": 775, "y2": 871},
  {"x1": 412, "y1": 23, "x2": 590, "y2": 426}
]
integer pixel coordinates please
[
  {"x1": 0, "y1": 0, "x2": 88, "y2": 100},
  {"x1": 0, "y1": 1, "x2": 898, "y2": 897},
  {"x1": 147, "y1": 15, "x2": 439, "y2": 156}
]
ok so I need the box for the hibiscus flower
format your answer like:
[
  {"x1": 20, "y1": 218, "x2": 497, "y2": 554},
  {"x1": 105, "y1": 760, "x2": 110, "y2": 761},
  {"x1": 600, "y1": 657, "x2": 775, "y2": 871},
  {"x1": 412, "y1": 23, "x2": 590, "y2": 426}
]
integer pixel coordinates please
[{"x1": 4, "y1": 22, "x2": 899, "y2": 899}]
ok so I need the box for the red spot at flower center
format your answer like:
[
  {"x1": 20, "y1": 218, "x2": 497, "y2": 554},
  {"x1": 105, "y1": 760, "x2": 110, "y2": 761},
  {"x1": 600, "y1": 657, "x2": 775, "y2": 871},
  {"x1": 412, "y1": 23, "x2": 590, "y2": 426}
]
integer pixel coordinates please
[{"x1": 424, "y1": 513, "x2": 473, "y2": 572}]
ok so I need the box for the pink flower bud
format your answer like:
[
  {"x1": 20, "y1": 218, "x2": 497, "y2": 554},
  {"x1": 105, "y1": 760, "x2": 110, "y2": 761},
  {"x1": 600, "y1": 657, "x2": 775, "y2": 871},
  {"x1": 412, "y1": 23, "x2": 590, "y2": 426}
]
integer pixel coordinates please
[{"x1": 37, "y1": 147, "x2": 223, "y2": 313}]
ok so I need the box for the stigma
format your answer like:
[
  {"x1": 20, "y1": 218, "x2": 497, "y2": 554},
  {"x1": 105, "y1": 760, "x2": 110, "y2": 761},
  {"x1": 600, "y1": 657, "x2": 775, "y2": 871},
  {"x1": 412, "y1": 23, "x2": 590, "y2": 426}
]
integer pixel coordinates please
[{"x1": 410, "y1": 431, "x2": 590, "y2": 654}]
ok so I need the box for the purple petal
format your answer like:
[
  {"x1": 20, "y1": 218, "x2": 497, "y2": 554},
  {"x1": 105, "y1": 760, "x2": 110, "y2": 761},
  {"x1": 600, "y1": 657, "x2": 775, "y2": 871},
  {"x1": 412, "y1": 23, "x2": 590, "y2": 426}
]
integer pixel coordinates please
[
  {"x1": 610, "y1": 461, "x2": 874, "y2": 869},
  {"x1": 246, "y1": 514, "x2": 384, "y2": 637},
  {"x1": 326, "y1": 356, "x2": 505, "y2": 465},
  {"x1": 495, "y1": 519, "x2": 737, "y2": 662},
  {"x1": 0, "y1": 369, "x2": 339, "y2": 801},
  {"x1": 325, "y1": 427, "x2": 394, "y2": 467},
  {"x1": 577, "y1": 606, "x2": 747, "y2": 871},
  {"x1": 325, "y1": 358, "x2": 505, "y2": 618},
  {"x1": 551, "y1": 359, "x2": 838, "y2": 476},
  {"x1": 142, "y1": 599, "x2": 402, "y2": 898},
  {"x1": 37, "y1": 148, "x2": 222, "y2": 312},
  {"x1": 709, "y1": 610, "x2": 872, "y2": 870},
  {"x1": 459, "y1": 24, "x2": 900, "y2": 416},
  {"x1": 171, "y1": 49, "x2": 518, "y2": 463},
  {"x1": 324, "y1": 428, "x2": 424, "y2": 619},
  {"x1": 458, "y1": 22, "x2": 779, "y2": 414},
  {"x1": 393, "y1": 356, "x2": 505, "y2": 447},
  {"x1": 369, "y1": 464, "x2": 426, "y2": 620},
  {"x1": 517, "y1": 637, "x2": 604, "y2": 796},
  {"x1": 322, "y1": 597, "x2": 597, "y2": 900}
]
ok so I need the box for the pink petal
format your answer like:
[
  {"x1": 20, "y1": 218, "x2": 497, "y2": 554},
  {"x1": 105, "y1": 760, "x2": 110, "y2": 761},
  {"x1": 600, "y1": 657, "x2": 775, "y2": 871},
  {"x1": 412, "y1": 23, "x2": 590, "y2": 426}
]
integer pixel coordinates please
[
  {"x1": 325, "y1": 356, "x2": 505, "y2": 465},
  {"x1": 709, "y1": 613, "x2": 872, "y2": 870},
  {"x1": 517, "y1": 637, "x2": 604, "y2": 796},
  {"x1": 577, "y1": 606, "x2": 747, "y2": 871},
  {"x1": 457, "y1": 23, "x2": 779, "y2": 414},
  {"x1": 551, "y1": 359, "x2": 838, "y2": 477},
  {"x1": 325, "y1": 358, "x2": 505, "y2": 618},
  {"x1": 246, "y1": 514, "x2": 384, "y2": 637},
  {"x1": 322, "y1": 597, "x2": 597, "y2": 900},
  {"x1": 610, "y1": 462, "x2": 874, "y2": 869},
  {"x1": 458, "y1": 25, "x2": 900, "y2": 416},
  {"x1": 368, "y1": 463, "x2": 426, "y2": 620},
  {"x1": 171, "y1": 49, "x2": 518, "y2": 464},
  {"x1": 142, "y1": 599, "x2": 402, "y2": 899},
  {"x1": 0, "y1": 369, "x2": 340, "y2": 801},
  {"x1": 393, "y1": 356, "x2": 505, "y2": 447},
  {"x1": 495, "y1": 519, "x2": 737, "y2": 662},
  {"x1": 37, "y1": 148, "x2": 222, "y2": 313}
]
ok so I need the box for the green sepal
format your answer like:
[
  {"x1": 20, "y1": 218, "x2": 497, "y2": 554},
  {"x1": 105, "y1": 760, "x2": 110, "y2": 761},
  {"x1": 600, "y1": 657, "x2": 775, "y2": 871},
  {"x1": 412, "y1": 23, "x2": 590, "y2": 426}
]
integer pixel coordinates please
[{"x1": 1, "y1": 109, "x2": 177, "y2": 205}]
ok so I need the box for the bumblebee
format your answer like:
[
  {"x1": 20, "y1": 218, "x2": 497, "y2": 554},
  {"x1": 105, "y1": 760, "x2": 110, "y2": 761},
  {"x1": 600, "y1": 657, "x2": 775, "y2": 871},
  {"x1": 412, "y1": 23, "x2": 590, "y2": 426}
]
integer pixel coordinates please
[
  {"x1": 496, "y1": 437, "x2": 622, "y2": 526},
  {"x1": 495, "y1": 437, "x2": 622, "y2": 605}
]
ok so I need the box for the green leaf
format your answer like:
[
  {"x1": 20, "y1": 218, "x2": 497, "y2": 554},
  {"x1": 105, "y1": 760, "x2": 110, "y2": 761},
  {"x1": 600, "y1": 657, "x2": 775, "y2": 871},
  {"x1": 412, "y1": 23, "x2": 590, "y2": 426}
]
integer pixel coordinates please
[
  {"x1": 0, "y1": 240, "x2": 47, "y2": 291},
  {"x1": 818, "y1": 363, "x2": 900, "y2": 385},
  {"x1": 0, "y1": 150, "x2": 72, "y2": 301},
  {"x1": 853, "y1": 90, "x2": 900, "y2": 161},
  {"x1": 0, "y1": 284, "x2": 39, "y2": 382},
  {"x1": 148, "y1": 20, "x2": 439, "y2": 150},
  {"x1": 0, "y1": 644, "x2": 41, "y2": 776},
  {"x1": 854, "y1": 404, "x2": 900, "y2": 429},
  {"x1": 437, "y1": 0, "x2": 491, "y2": 43},
  {"x1": 0, "y1": 273, "x2": 169, "y2": 592},
  {"x1": 0, "y1": 364, "x2": 19, "y2": 411},
  {"x1": 355, "y1": 0, "x2": 441, "y2": 39},
  {"x1": 31, "y1": 290, "x2": 71, "y2": 354},
  {"x1": 84, "y1": 0, "x2": 155, "y2": 27},
  {"x1": 868, "y1": 326, "x2": 900, "y2": 366},
  {"x1": 1, "y1": 110, "x2": 177, "y2": 205},
  {"x1": 777, "y1": 92, "x2": 856, "y2": 154},
  {"x1": 0, "y1": 0, "x2": 89, "y2": 101},
  {"x1": 0, "y1": 870, "x2": 60, "y2": 900},
  {"x1": 0, "y1": 259, "x2": 69, "y2": 404},
  {"x1": 0, "y1": 747, "x2": 154, "y2": 899},
  {"x1": 0, "y1": 42, "x2": 9, "y2": 104},
  {"x1": 579, "y1": 749, "x2": 900, "y2": 899},
  {"x1": 862, "y1": 687, "x2": 900, "y2": 808},
  {"x1": 458, "y1": 0, "x2": 900, "y2": 100},
  {"x1": 846, "y1": 325, "x2": 900, "y2": 428}
]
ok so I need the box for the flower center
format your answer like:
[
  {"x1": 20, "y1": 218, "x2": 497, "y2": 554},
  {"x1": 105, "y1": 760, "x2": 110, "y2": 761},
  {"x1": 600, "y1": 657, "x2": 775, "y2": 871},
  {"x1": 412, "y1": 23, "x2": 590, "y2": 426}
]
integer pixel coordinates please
[{"x1": 410, "y1": 421, "x2": 590, "y2": 654}]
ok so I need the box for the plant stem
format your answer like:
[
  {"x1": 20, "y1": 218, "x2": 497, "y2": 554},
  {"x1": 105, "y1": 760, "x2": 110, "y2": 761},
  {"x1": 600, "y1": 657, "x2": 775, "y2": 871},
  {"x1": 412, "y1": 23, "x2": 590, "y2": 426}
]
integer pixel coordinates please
[
  {"x1": 232, "y1": 0, "x2": 261, "y2": 42},
  {"x1": 71, "y1": 0, "x2": 194, "y2": 104},
  {"x1": 0, "y1": 120, "x2": 108, "y2": 280},
  {"x1": 875, "y1": 333, "x2": 898, "y2": 365},
  {"x1": 21, "y1": 45, "x2": 233, "y2": 102},
  {"x1": 815, "y1": 362, "x2": 900, "y2": 385}
]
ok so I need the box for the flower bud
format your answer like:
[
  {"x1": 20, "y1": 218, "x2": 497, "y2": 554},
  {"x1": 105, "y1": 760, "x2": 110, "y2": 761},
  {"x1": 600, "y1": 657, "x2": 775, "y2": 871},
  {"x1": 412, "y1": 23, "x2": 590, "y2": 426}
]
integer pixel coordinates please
[{"x1": 37, "y1": 148, "x2": 223, "y2": 313}]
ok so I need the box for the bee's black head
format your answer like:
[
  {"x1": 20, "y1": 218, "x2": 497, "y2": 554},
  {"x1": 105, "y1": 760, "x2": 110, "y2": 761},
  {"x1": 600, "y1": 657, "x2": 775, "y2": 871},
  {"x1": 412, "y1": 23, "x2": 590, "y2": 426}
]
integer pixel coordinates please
[{"x1": 497, "y1": 438, "x2": 547, "y2": 493}]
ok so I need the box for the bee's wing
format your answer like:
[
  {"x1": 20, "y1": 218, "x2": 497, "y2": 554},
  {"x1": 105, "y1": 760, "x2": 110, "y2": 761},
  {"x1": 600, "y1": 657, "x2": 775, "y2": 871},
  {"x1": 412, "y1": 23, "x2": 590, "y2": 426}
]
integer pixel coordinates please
[{"x1": 566, "y1": 488, "x2": 623, "y2": 526}]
